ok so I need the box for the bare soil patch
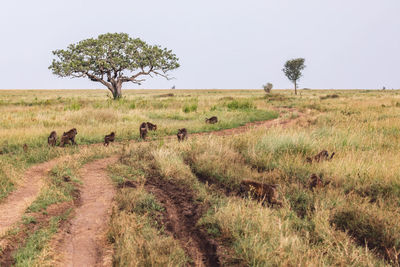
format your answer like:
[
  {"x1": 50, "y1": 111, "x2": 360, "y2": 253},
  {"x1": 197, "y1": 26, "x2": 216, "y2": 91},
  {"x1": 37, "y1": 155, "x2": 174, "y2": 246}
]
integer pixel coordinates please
[
  {"x1": 0, "y1": 158, "x2": 62, "y2": 236},
  {"x1": 52, "y1": 156, "x2": 118, "y2": 267}
]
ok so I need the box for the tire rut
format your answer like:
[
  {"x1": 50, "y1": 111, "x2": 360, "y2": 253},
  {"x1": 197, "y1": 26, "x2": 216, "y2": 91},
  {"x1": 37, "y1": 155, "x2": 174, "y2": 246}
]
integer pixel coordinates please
[
  {"x1": 0, "y1": 158, "x2": 62, "y2": 236},
  {"x1": 145, "y1": 178, "x2": 220, "y2": 267},
  {"x1": 52, "y1": 156, "x2": 118, "y2": 267}
]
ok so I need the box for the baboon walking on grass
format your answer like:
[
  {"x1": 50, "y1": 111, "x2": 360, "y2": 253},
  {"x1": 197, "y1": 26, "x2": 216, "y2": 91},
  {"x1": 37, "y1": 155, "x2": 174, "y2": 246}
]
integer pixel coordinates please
[
  {"x1": 239, "y1": 180, "x2": 282, "y2": 207},
  {"x1": 146, "y1": 122, "x2": 157, "y2": 131},
  {"x1": 104, "y1": 132, "x2": 115, "y2": 146},
  {"x1": 139, "y1": 122, "x2": 148, "y2": 140},
  {"x1": 48, "y1": 131, "x2": 57, "y2": 146},
  {"x1": 306, "y1": 150, "x2": 335, "y2": 163},
  {"x1": 177, "y1": 128, "x2": 187, "y2": 142},
  {"x1": 205, "y1": 116, "x2": 218, "y2": 124},
  {"x1": 60, "y1": 128, "x2": 77, "y2": 147}
]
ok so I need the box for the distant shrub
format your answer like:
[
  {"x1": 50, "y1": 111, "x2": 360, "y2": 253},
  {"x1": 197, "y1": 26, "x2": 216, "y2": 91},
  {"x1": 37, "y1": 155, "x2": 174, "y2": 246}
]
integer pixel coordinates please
[
  {"x1": 226, "y1": 100, "x2": 255, "y2": 110},
  {"x1": 182, "y1": 103, "x2": 198, "y2": 113},
  {"x1": 263, "y1": 83, "x2": 273, "y2": 94}
]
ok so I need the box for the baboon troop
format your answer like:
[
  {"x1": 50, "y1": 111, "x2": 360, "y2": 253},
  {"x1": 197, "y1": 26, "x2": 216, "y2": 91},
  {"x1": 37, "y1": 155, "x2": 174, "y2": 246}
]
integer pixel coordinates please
[
  {"x1": 177, "y1": 128, "x2": 188, "y2": 142},
  {"x1": 239, "y1": 180, "x2": 282, "y2": 207},
  {"x1": 146, "y1": 122, "x2": 157, "y2": 131},
  {"x1": 48, "y1": 131, "x2": 58, "y2": 146},
  {"x1": 60, "y1": 128, "x2": 78, "y2": 147},
  {"x1": 139, "y1": 122, "x2": 148, "y2": 140},
  {"x1": 205, "y1": 116, "x2": 218, "y2": 124},
  {"x1": 104, "y1": 132, "x2": 115, "y2": 146},
  {"x1": 306, "y1": 150, "x2": 335, "y2": 163}
]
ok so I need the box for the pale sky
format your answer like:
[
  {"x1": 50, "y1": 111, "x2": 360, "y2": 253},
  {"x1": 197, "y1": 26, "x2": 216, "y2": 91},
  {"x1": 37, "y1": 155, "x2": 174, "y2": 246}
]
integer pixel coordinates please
[{"x1": 0, "y1": 0, "x2": 399, "y2": 90}]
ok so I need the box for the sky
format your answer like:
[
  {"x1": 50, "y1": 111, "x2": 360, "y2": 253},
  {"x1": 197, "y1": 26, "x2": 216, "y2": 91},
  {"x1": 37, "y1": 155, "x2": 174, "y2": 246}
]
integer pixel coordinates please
[{"x1": 0, "y1": 0, "x2": 399, "y2": 90}]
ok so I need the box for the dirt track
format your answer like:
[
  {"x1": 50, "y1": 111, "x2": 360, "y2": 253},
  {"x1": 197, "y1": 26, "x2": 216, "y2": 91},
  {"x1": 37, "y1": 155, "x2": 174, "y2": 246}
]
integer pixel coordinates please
[
  {"x1": 145, "y1": 178, "x2": 220, "y2": 267},
  {"x1": 0, "y1": 158, "x2": 62, "y2": 236},
  {"x1": 52, "y1": 157, "x2": 118, "y2": 267}
]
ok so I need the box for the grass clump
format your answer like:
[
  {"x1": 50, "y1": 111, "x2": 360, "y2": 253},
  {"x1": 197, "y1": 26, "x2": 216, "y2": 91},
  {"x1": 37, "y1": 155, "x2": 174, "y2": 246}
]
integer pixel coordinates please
[
  {"x1": 13, "y1": 214, "x2": 69, "y2": 267},
  {"x1": 108, "y1": 170, "x2": 190, "y2": 267},
  {"x1": 182, "y1": 103, "x2": 198, "y2": 113},
  {"x1": 226, "y1": 99, "x2": 255, "y2": 110},
  {"x1": 331, "y1": 207, "x2": 400, "y2": 264}
]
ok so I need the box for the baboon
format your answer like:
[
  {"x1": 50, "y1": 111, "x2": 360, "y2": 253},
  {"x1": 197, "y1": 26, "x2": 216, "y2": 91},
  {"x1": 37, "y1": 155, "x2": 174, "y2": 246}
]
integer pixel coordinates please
[
  {"x1": 177, "y1": 128, "x2": 187, "y2": 142},
  {"x1": 308, "y1": 173, "x2": 330, "y2": 191},
  {"x1": 146, "y1": 122, "x2": 157, "y2": 131},
  {"x1": 23, "y1": 144, "x2": 28, "y2": 153},
  {"x1": 104, "y1": 132, "x2": 115, "y2": 146},
  {"x1": 306, "y1": 150, "x2": 335, "y2": 163},
  {"x1": 139, "y1": 122, "x2": 148, "y2": 140},
  {"x1": 239, "y1": 180, "x2": 282, "y2": 207},
  {"x1": 48, "y1": 131, "x2": 57, "y2": 146},
  {"x1": 60, "y1": 128, "x2": 78, "y2": 147},
  {"x1": 205, "y1": 116, "x2": 218, "y2": 124}
]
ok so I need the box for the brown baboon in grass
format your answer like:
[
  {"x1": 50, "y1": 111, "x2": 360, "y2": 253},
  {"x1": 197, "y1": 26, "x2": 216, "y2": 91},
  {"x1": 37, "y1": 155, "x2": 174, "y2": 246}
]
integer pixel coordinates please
[
  {"x1": 177, "y1": 128, "x2": 187, "y2": 142},
  {"x1": 60, "y1": 128, "x2": 77, "y2": 147},
  {"x1": 308, "y1": 173, "x2": 330, "y2": 191},
  {"x1": 205, "y1": 116, "x2": 218, "y2": 124},
  {"x1": 306, "y1": 150, "x2": 335, "y2": 163},
  {"x1": 139, "y1": 122, "x2": 148, "y2": 140},
  {"x1": 146, "y1": 122, "x2": 157, "y2": 131},
  {"x1": 239, "y1": 180, "x2": 282, "y2": 207},
  {"x1": 48, "y1": 131, "x2": 57, "y2": 146},
  {"x1": 23, "y1": 144, "x2": 28, "y2": 153},
  {"x1": 104, "y1": 132, "x2": 115, "y2": 146}
]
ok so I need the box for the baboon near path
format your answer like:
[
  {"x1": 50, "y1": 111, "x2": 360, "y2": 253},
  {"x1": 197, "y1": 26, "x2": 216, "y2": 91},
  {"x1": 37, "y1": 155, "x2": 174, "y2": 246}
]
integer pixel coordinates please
[
  {"x1": 104, "y1": 132, "x2": 115, "y2": 146},
  {"x1": 146, "y1": 122, "x2": 157, "y2": 131},
  {"x1": 306, "y1": 150, "x2": 335, "y2": 163},
  {"x1": 48, "y1": 131, "x2": 57, "y2": 146},
  {"x1": 239, "y1": 180, "x2": 282, "y2": 207},
  {"x1": 60, "y1": 128, "x2": 77, "y2": 147},
  {"x1": 177, "y1": 128, "x2": 187, "y2": 142},
  {"x1": 205, "y1": 116, "x2": 218, "y2": 124},
  {"x1": 139, "y1": 122, "x2": 148, "y2": 140}
]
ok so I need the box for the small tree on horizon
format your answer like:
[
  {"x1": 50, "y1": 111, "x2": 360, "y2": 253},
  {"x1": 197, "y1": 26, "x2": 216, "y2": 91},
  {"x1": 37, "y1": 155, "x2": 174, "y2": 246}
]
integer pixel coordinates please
[
  {"x1": 263, "y1": 83, "x2": 273, "y2": 94},
  {"x1": 282, "y1": 58, "x2": 306, "y2": 95},
  {"x1": 49, "y1": 33, "x2": 180, "y2": 99}
]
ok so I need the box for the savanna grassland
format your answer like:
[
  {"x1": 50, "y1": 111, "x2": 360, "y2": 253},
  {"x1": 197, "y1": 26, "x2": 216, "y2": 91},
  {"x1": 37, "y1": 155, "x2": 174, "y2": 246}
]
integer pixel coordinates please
[{"x1": 1, "y1": 89, "x2": 400, "y2": 266}]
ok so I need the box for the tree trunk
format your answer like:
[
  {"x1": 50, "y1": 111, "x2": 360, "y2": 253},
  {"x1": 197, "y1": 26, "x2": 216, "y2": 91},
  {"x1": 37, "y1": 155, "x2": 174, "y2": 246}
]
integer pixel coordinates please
[
  {"x1": 294, "y1": 81, "x2": 297, "y2": 95},
  {"x1": 112, "y1": 83, "x2": 122, "y2": 99}
]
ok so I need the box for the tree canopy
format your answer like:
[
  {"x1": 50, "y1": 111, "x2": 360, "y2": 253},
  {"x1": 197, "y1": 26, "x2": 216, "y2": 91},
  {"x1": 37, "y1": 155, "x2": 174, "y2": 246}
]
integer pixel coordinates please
[
  {"x1": 282, "y1": 58, "x2": 306, "y2": 95},
  {"x1": 49, "y1": 33, "x2": 180, "y2": 99}
]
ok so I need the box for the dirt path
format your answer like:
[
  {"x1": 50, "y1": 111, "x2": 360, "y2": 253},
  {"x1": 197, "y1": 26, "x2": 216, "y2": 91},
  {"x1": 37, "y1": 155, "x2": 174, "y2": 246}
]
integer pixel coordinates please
[
  {"x1": 145, "y1": 178, "x2": 220, "y2": 267},
  {"x1": 195, "y1": 110, "x2": 303, "y2": 137},
  {"x1": 52, "y1": 156, "x2": 118, "y2": 267},
  {"x1": 0, "y1": 158, "x2": 61, "y2": 236}
]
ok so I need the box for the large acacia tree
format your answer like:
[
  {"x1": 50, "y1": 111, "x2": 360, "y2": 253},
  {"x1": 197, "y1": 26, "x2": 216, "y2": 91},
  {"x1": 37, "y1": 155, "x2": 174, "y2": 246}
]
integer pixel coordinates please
[{"x1": 49, "y1": 33, "x2": 180, "y2": 99}]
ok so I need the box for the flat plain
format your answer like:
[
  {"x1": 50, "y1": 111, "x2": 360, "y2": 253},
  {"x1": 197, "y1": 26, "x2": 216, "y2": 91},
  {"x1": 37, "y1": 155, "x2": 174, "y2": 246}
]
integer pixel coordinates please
[{"x1": 1, "y1": 89, "x2": 400, "y2": 266}]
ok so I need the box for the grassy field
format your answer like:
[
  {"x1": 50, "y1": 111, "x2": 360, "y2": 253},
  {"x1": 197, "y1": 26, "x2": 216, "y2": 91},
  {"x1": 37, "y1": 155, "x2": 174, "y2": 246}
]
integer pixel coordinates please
[{"x1": 1, "y1": 89, "x2": 400, "y2": 266}]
